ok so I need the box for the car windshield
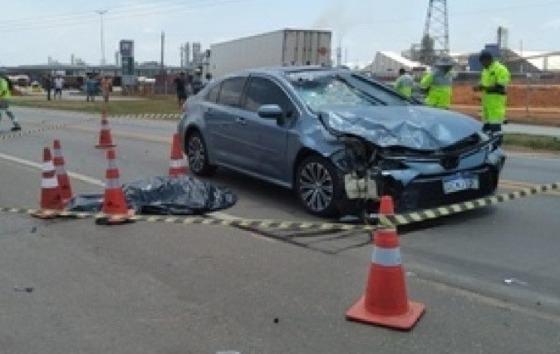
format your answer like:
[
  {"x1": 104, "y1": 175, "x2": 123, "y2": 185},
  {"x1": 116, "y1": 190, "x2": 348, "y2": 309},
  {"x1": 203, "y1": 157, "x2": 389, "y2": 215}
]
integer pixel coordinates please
[{"x1": 287, "y1": 71, "x2": 411, "y2": 112}]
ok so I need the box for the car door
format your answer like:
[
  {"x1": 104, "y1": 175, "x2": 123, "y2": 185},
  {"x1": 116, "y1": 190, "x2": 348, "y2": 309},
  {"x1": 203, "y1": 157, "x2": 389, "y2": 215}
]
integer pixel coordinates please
[
  {"x1": 204, "y1": 76, "x2": 250, "y2": 168},
  {"x1": 235, "y1": 76, "x2": 297, "y2": 181}
]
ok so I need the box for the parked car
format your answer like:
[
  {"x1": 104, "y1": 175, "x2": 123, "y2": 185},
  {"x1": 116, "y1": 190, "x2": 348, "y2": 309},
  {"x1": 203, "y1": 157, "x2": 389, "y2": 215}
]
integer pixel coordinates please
[{"x1": 178, "y1": 67, "x2": 506, "y2": 217}]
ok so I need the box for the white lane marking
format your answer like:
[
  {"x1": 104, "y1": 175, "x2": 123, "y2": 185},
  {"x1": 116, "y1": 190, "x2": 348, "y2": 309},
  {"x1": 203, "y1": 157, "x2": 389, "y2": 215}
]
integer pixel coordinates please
[{"x1": 0, "y1": 152, "x2": 104, "y2": 187}]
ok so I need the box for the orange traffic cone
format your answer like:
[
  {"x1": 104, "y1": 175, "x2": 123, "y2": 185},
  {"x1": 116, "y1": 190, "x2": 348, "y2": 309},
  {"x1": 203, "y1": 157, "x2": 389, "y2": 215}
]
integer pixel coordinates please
[
  {"x1": 346, "y1": 227, "x2": 425, "y2": 330},
  {"x1": 97, "y1": 149, "x2": 134, "y2": 225},
  {"x1": 379, "y1": 195, "x2": 395, "y2": 215},
  {"x1": 169, "y1": 133, "x2": 188, "y2": 177},
  {"x1": 53, "y1": 139, "x2": 73, "y2": 204},
  {"x1": 31, "y1": 147, "x2": 65, "y2": 219},
  {"x1": 95, "y1": 110, "x2": 116, "y2": 149}
]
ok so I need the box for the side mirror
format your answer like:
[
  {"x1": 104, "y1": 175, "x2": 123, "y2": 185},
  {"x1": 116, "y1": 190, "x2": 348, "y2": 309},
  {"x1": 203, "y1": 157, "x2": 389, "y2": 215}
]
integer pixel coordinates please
[{"x1": 257, "y1": 104, "x2": 283, "y2": 120}]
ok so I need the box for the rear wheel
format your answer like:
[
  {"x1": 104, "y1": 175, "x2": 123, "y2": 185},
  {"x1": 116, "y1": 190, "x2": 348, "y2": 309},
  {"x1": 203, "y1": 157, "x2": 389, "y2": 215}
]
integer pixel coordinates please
[
  {"x1": 186, "y1": 131, "x2": 216, "y2": 176},
  {"x1": 295, "y1": 155, "x2": 343, "y2": 217}
]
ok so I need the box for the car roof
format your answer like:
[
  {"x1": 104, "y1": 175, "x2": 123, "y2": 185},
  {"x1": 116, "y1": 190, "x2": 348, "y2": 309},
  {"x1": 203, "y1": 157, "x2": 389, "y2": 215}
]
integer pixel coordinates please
[{"x1": 234, "y1": 66, "x2": 349, "y2": 77}]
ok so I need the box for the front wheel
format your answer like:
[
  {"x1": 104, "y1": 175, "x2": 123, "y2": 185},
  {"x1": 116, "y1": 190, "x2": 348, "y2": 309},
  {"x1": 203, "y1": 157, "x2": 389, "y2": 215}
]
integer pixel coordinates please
[
  {"x1": 295, "y1": 155, "x2": 343, "y2": 217},
  {"x1": 186, "y1": 131, "x2": 216, "y2": 176}
]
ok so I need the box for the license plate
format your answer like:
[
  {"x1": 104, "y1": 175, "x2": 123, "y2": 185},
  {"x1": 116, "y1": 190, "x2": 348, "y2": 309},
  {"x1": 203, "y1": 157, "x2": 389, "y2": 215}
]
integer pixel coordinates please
[{"x1": 443, "y1": 174, "x2": 480, "y2": 194}]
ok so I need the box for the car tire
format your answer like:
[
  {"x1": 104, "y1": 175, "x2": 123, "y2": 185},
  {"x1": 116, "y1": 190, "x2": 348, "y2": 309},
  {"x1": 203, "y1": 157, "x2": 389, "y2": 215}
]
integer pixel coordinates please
[
  {"x1": 295, "y1": 155, "x2": 344, "y2": 217},
  {"x1": 186, "y1": 130, "x2": 216, "y2": 177}
]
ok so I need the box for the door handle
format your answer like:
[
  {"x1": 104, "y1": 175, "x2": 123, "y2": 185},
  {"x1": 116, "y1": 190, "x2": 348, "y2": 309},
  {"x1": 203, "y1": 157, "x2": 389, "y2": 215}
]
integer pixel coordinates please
[{"x1": 235, "y1": 117, "x2": 247, "y2": 125}]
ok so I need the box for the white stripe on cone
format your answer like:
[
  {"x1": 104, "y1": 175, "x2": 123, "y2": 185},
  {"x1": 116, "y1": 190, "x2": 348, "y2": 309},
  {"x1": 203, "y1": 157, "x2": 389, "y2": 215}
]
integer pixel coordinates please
[
  {"x1": 372, "y1": 247, "x2": 402, "y2": 267},
  {"x1": 105, "y1": 178, "x2": 121, "y2": 189},
  {"x1": 169, "y1": 159, "x2": 186, "y2": 168},
  {"x1": 42, "y1": 161, "x2": 55, "y2": 172},
  {"x1": 41, "y1": 176, "x2": 59, "y2": 188}
]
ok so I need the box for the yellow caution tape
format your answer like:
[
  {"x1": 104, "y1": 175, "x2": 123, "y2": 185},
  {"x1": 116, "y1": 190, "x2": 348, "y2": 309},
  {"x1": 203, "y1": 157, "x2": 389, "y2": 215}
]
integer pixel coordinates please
[
  {"x1": 1, "y1": 182, "x2": 558, "y2": 231},
  {"x1": 379, "y1": 182, "x2": 560, "y2": 227},
  {"x1": 110, "y1": 113, "x2": 181, "y2": 121},
  {"x1": 0, "y1": 123, "x2": 68, "y2": 141}
]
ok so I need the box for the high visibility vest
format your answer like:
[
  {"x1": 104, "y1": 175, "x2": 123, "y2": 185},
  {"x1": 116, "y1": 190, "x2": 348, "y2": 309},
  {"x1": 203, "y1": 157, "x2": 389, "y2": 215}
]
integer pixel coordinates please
[
  {"x1": 0, "y1": 78, "x2": 11, "y2": 99},
  {"x1": 395, "y1": 74, "x2": 414, "y2": 98},
  {"x1": 420, "y1": 70, "x2": 453, "y2": 109},
  {"x1": 481, "y1": 61, "x2": 511, "y2": 124}
]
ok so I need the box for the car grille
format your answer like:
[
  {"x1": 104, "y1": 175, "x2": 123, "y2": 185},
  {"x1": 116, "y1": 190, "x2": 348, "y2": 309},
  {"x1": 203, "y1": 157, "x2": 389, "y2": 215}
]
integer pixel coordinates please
[{"x1": 383, "y1": 167, "x2": 499, "y2": 212}]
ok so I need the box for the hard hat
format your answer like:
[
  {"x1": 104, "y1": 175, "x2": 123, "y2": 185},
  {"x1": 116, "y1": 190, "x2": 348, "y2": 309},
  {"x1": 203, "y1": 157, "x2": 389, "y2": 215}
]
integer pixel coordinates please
[
  {"x1": 434, "y1": 57, "x2": 455, "y2": 67},
  {"x1": 479, "y1": 49, "x2": 494, "y2": 61}
]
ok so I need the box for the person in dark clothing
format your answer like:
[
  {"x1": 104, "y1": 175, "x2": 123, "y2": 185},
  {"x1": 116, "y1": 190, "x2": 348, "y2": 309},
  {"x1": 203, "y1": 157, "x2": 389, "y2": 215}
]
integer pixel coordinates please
[
  {"x1": 204, "y1": 73, "x2": 213, "y2": 85},
  {"x1": 44, "y1": 75, "x2": 52, "y2": 101},
  {"x1": 174, "y1": 72, "x2": 187, "y2": 108}
]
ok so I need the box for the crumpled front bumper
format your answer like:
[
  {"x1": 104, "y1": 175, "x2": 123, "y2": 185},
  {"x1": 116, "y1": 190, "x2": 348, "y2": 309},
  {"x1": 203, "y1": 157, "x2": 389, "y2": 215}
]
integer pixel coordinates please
[{"x1": 341, "y1": 147, "x2": 506, "y2": 212}]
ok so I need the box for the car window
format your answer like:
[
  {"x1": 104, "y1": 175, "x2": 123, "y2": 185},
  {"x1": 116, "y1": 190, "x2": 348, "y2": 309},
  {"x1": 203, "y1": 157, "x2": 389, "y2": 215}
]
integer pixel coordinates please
[
  {"x1": 206, "y1": 83, "x2": 220, "y2": 103},
  {"x1": 243, "y1": 77, "x2": 297, "y2": 119},
  {"x1": 217, "y1": 77, "x2": 246, "y2": 107}
]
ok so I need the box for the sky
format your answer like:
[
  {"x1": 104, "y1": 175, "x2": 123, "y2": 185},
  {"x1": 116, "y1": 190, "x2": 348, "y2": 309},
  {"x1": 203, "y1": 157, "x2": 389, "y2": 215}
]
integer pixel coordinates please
[{"x1": 1, "y1": 0, "x2": 560, "y2": 67}]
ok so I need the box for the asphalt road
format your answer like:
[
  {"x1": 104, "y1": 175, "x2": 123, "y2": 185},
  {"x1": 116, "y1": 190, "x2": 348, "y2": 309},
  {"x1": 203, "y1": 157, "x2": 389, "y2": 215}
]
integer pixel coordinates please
[{"x1": 1, "y1": 107, "x2": 559, "y2": 354}]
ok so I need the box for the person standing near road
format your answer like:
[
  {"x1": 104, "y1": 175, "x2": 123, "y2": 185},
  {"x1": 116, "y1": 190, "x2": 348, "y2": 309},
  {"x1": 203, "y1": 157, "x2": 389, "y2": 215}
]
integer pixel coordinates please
[
  {"x1": 44, "y1": 74, "x2": 53, "y2": 101},
  {"x1": 473, "y1": 50, "x2": 511, "y2": 134},
  {"x1": 420, "y1": 57, "x2": 454, "y2": 109},
  {"x1": 53, "y1": 75, "x2": 64, "y2": 100},
  {"x1": 394, "y1": 68, "x2": 414, "y2": 99},
  {"x1": 174, "y1": 72, "x2": 187, "y2": 108},
  {"x1": 204, "y1": 72, "x2": 213, "y2": 85},
  {"x1": 85, "y1": 74, "x2": 98, "y2": 102},
  {"x1": 100, "y1": 76, "x2": 113, "y2": 103},
  {"x1": 0, "y1": 73, "x2": 22, "y2": 131}
]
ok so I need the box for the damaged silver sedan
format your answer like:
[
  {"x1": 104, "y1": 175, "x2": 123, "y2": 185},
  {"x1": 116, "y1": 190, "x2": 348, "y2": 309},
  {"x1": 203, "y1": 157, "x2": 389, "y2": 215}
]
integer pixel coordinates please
[{"x1": 179, "y1": 67, "x2": 505, "y2": 217}]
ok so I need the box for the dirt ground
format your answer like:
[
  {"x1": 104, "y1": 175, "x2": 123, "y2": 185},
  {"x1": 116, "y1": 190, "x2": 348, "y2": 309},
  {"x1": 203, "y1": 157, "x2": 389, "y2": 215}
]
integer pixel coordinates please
[
  {"x1": 452, "y1": 84, "x2": 560, "y2": 126},
  {"x1": 453, "y1": 105, "x2": 560, "y2": 127},
  {"x1": 453, "y1": 84, "x2": 560, "y2": 108}
]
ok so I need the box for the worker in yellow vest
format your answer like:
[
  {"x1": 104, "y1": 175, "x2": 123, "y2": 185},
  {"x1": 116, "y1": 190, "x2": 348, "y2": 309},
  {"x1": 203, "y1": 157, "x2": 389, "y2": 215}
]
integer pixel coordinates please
[
  {"x1": 420, "y1": 57, "x2": 454, "y2": 109},
  {"x1": 394, "y1": 68, "x2": 414, "y2": 99},
  {"x1": 473, "y1": 50, "x2": 511, "y2": 134},
  {"x1": 0, "y1": 72, "x2": 21, "y2": 131}
]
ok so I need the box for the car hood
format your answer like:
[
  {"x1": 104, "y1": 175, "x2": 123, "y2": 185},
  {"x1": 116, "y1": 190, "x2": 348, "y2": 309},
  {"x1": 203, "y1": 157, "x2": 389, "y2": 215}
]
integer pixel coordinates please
[{"x1": 319, "y1": 105, "x2": 482, "y2": 151}]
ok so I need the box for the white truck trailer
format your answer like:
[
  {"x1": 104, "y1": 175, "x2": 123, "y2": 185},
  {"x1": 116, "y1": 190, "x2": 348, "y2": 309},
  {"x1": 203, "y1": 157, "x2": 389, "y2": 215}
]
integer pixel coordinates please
[{"x1": 209, "y1": 29, "x2": 332, "y2": 78}]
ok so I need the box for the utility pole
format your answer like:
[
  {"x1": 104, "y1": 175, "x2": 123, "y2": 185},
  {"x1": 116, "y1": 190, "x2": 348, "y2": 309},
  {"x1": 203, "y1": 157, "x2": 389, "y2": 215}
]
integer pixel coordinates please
[
  {"x1": 180, "y1": 45, "x2": 184, "y2": 68},
  {"x1": 421, "y1": 0, "x2": 449, "y2": 64},
  {"x1": 96, "y1": 9, "x2": 108, "y2": 65},
  {"x1": 161, "y1": 31, "x2": 167, "y2": 94},
  {"x1": 336, "y1": 37, "x2": 342, "y2": 67}
]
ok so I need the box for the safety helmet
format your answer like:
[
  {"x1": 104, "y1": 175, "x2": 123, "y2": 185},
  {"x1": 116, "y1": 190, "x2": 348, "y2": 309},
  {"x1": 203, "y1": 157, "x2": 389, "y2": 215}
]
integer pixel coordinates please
[{"x1": 479, "y1": 50, "x2": 494, "y2": 62}]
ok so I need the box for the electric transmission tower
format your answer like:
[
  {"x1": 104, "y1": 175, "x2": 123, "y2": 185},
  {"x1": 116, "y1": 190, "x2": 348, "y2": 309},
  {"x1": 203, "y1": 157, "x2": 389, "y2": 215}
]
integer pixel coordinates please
[{"x1": 420, "y1": 0, "x2": 450, "y2": 64}]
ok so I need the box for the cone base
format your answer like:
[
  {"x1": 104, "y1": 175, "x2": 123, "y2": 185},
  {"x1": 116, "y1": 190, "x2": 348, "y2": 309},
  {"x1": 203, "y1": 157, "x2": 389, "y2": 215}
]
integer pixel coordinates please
[
  {"x1": 31, "y1": 209, "x2": 61, "y2": 219},
  {"x1": 95, "y1": 144, "x2": 116, "y2": 149},
  {"x1": 346, "y1": 296, "x2": 425, "y2": 330},
  {"x1": 95, "y1": 210, "x2": 135, "y2": 225}
]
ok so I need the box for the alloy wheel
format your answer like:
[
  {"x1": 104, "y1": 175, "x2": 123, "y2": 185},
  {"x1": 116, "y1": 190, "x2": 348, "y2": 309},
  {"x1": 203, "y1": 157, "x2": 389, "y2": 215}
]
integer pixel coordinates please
[
  {"x1": 298, "y1": 162, "x2": 334, "y2": 213},
  {"x1": 188, "y1": 135, "x2": 206, "y2": 173}
]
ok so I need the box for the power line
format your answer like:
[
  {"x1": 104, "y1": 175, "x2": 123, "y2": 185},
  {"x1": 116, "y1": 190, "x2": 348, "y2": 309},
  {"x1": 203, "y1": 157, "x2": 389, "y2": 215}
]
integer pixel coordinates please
[
  {"x1": 0, "y1": 0, "x2": 249, "y2": 32},
  {"x1": 0, "y1": 0, "x2": 220, "y2": 30},
  {"x1": 0, "y1": 0, "x2": 194, "y2": 26}
]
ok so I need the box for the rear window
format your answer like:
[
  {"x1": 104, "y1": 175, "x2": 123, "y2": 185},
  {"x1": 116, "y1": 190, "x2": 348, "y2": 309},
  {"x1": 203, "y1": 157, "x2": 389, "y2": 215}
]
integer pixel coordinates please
[{"x1": 217, "y1": 77, "x2": 246, "y2": 107}]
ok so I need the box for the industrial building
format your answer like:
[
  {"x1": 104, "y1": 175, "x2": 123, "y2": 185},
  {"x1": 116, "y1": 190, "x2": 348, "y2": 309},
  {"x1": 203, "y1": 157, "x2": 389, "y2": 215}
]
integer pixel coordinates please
[{"x1": 364, "y1": 51, "x2": 427, "y2": 79}]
